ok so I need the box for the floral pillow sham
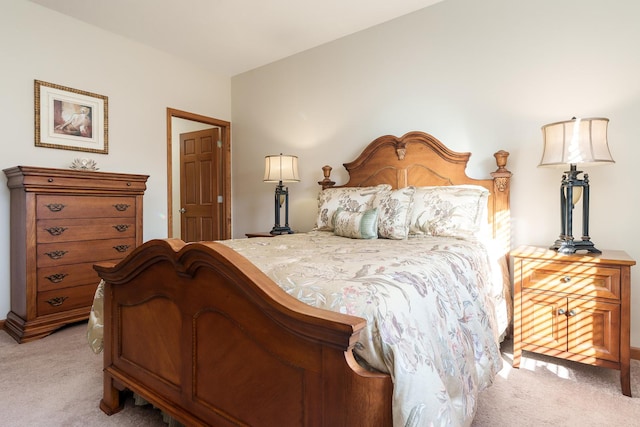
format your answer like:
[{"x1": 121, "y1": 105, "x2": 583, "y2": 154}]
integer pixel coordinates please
[
  {"x1": 408, "y1": 185, "x2": 489, "y2": 239},
  {"x1": 314, "y1": 184, "x2": 390, "y2": 231},
  {"x1": 374, "y1": 186, "x2": 416, "y2": 240}
]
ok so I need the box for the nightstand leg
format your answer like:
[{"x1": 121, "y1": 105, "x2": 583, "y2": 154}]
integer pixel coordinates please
[
  {"x1": 621, "y1": 362, "x2": 632, "y2": 397},
  {"x1": 512, "y1": 342, "x2": 521, "y2": 368}
]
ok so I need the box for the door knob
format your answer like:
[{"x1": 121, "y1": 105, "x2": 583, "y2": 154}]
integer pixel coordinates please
[{"x1": 179, "y1": 208, "x2": 186, "y2": 213}]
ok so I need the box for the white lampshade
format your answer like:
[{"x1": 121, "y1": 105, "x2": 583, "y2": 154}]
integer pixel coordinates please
[
  {"x1": 263, "y1": 154, "x2": 300, "y2": 183},
  {"x1": 539, "y1": 117, "x2": 614, "y2": 167}
]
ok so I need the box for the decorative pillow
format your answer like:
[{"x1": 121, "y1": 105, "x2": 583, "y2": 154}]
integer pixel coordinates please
[
  {"x1": 314, "y1": 184, "x2": 391, "y2": 231},
  {"x1": 408, "y1": 185, "x2": 489, "y2": 239},
  {"x1": 374, "y1": 186, "x2": 416, "y2": 239},
  {"x1": 333, "y1": 208, "x2": 379, "y2": 239}
]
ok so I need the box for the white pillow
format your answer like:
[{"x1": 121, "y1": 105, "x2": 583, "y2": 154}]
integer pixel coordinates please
[
  {"x1": 333, "y1": 208, "x2": 379, "y2": 239},
  {"x1": 315, "y1": 184, "x2": 391, "y2": 231},
  {"x1": 374, "y1": 186, "x2": 416, "y2": 240},
  {"x1": 408, "y1": 185, "x2": 489, "y2": 239}
]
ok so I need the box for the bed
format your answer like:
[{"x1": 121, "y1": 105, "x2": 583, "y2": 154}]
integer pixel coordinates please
[{"x1": 90, "y1": 131, "x2": 512, "y2": 427}]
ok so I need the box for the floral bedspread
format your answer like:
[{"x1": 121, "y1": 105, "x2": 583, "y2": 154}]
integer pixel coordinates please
[
  {"x1": 88, "y1": 231, "x2": 507, "y2": 427},
  {"x1": 220, "y1": 231, "x2": 505, "y2": 427}
]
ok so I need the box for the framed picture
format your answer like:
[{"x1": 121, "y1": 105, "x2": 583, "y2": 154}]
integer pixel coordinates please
[{"x1": 34, "y1": 80, "x2": 108, "y2": 154}]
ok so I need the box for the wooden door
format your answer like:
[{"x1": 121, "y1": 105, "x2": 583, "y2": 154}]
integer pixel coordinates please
[
  {"x1": 180, "y1": 128, "x2": 224, "y2": 242},
  {"x1": 521, "y1": 291, "x2": 567, "y2": 352},
  {"x1": 567, "y1": 298, "x2": 620, "y2": 362}
]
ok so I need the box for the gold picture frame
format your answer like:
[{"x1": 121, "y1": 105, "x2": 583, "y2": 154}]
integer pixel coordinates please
[{"x1": 35, "y1": 80, "x2": 108, "y2": 154}]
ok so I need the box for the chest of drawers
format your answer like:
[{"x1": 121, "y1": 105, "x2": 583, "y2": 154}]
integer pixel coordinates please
[{"x1": 3, "y1": 166, "x2": 148, "y2": 343}]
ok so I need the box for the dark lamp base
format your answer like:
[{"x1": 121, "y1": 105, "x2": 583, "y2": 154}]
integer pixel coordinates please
[
  {"x1": 270, "y1": 226, "x2": 294, "y2": 235},
  {"x1": 551, "y1": 238, "x2": 601, "y2": 254}
]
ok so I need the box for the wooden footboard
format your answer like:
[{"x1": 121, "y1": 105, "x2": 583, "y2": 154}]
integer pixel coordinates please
[{"x1": 94, "y1": 238, "x2": 393, "y2": 426}]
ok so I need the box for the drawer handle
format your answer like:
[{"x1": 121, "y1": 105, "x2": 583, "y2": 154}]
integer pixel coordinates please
[
  {"x1": 113, "y1": 204, "x2": 130, "y2": 212},
  {"x1": 45, "y1": 250, "x2": 68, "y2": 260},
  {"x1": 45, "y1": 273, "x2": 68, "y2": 283},
  {"x1": 562, "y1": 276, "x2": 572, "y2": 283},
  {"x1": 45, "y1": 203, "x2": 66, "y2": 212},
  {"x1": 45, "y1": 226, "x2": 68, "y2": 236},
  {"x1": 45, "y1": 296, "x2": 68, "y2": 307},
  {"x1": 113, "y1": 224, "x2": 130, "y2": 232},
  {"x1": 113, "y1": 244, "x2": 130, "y2": 253}
]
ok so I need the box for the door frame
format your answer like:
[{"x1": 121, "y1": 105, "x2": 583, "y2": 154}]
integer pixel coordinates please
[{"x1": 166, "y1": 108, "x2": 231, "y2": 239}]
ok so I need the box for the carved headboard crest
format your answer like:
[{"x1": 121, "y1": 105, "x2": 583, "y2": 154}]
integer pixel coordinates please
[{"x1": 395, "y1": 140, "x2": 407, "y2": 160}]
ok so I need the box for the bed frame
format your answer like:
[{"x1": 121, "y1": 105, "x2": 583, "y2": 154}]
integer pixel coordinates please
[{"x1": 94, "y1": 131, "x2": 511, "y2": 426}]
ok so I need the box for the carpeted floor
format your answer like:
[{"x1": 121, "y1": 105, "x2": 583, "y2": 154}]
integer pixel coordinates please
[
  {"x1": 472, "y1": 339, "x2": 640, "y2": 426},
  {"x1": 1, "y1": 322, "x2": 639, "y2": 426},
  {"x1": 0, "y1": 323, "x2": 166, "y2": 426}
]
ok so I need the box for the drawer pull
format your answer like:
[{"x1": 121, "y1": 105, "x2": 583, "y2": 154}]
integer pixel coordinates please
[
  {"x1": 113, "y1": 244, "x2": 130, "y2": 253},
  {"x1": 45, "y1": 296, "x2": 68, "y2": 307},
  {"x1": 45, "y1": 273, "x2": 68, "y2": 283},
  {"x1": 45, "y1": 226, "x2": 68, "y2": 236},
  {"x1": 562, "y1": 276, "x2": 572, "y2": 283},
  {"x1": 45, "y1": 203, "x2": 66, "y2": 212},
  {"x1": 113, "y1": 224, "x2": 130, "y2": 232},
  {"x1": 45, "y1": 250, "x2": 68, "y2": 260},
  {"x1": 113, "y1": 203, "x2": 130, "y2": 212}
]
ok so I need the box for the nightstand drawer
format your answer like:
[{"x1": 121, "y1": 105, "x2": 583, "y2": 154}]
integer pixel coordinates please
[{"x1": 520, "y1": 260, "x2": 620, "y2": 300}]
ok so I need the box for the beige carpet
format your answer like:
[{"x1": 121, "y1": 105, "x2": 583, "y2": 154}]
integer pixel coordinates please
[
  {"x1": 0, "y1": 323, "x2": 166, "y2": 426},
  {"x1": 1, "y1": 322, "x2": 639, "y2": 426},
  {"x1": 473, "y1": 340, "x2": 640, "y2": 426}
]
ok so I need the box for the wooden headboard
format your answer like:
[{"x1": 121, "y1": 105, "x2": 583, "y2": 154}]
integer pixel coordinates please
[{"x1": 318, "y1": 131, "x2": 512, "y2": 255}]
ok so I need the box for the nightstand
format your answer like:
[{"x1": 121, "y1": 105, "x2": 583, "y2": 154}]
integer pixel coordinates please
[{"x1": 512, "y1": 245, "x2": 636, "y2": 396}]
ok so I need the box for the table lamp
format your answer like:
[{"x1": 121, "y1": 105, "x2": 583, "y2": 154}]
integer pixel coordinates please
[
  {"x1": 539, "y1": 117, "x2": 614, "y2": 254},
  {"x1": 264, "y1": 154, "x2": 299, "y2": 234}
]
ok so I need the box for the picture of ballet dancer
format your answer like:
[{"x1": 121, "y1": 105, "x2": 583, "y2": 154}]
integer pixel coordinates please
[{"x1": 54, "y1": 102, "x2": 92, "y2": 138}]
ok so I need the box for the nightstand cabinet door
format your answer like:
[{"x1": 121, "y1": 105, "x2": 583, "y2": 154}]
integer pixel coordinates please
[
  {"x1": 568, "y1": 298, "x2": 620, "y2": 362},
  {"x1": 521, "y1": 291, "x2": 567, "y2": 352},
  {"x1": 3, "y1": 166, "x2": 149, "y2": 343}
]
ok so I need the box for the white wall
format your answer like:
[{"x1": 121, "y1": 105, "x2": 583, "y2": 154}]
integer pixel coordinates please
[
  {"x1": 0, "y1": 0, "x2": 230, "y2": 321},
  {"x1": 231, "y1": 0, "x2": 640, "y2": 344}
]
